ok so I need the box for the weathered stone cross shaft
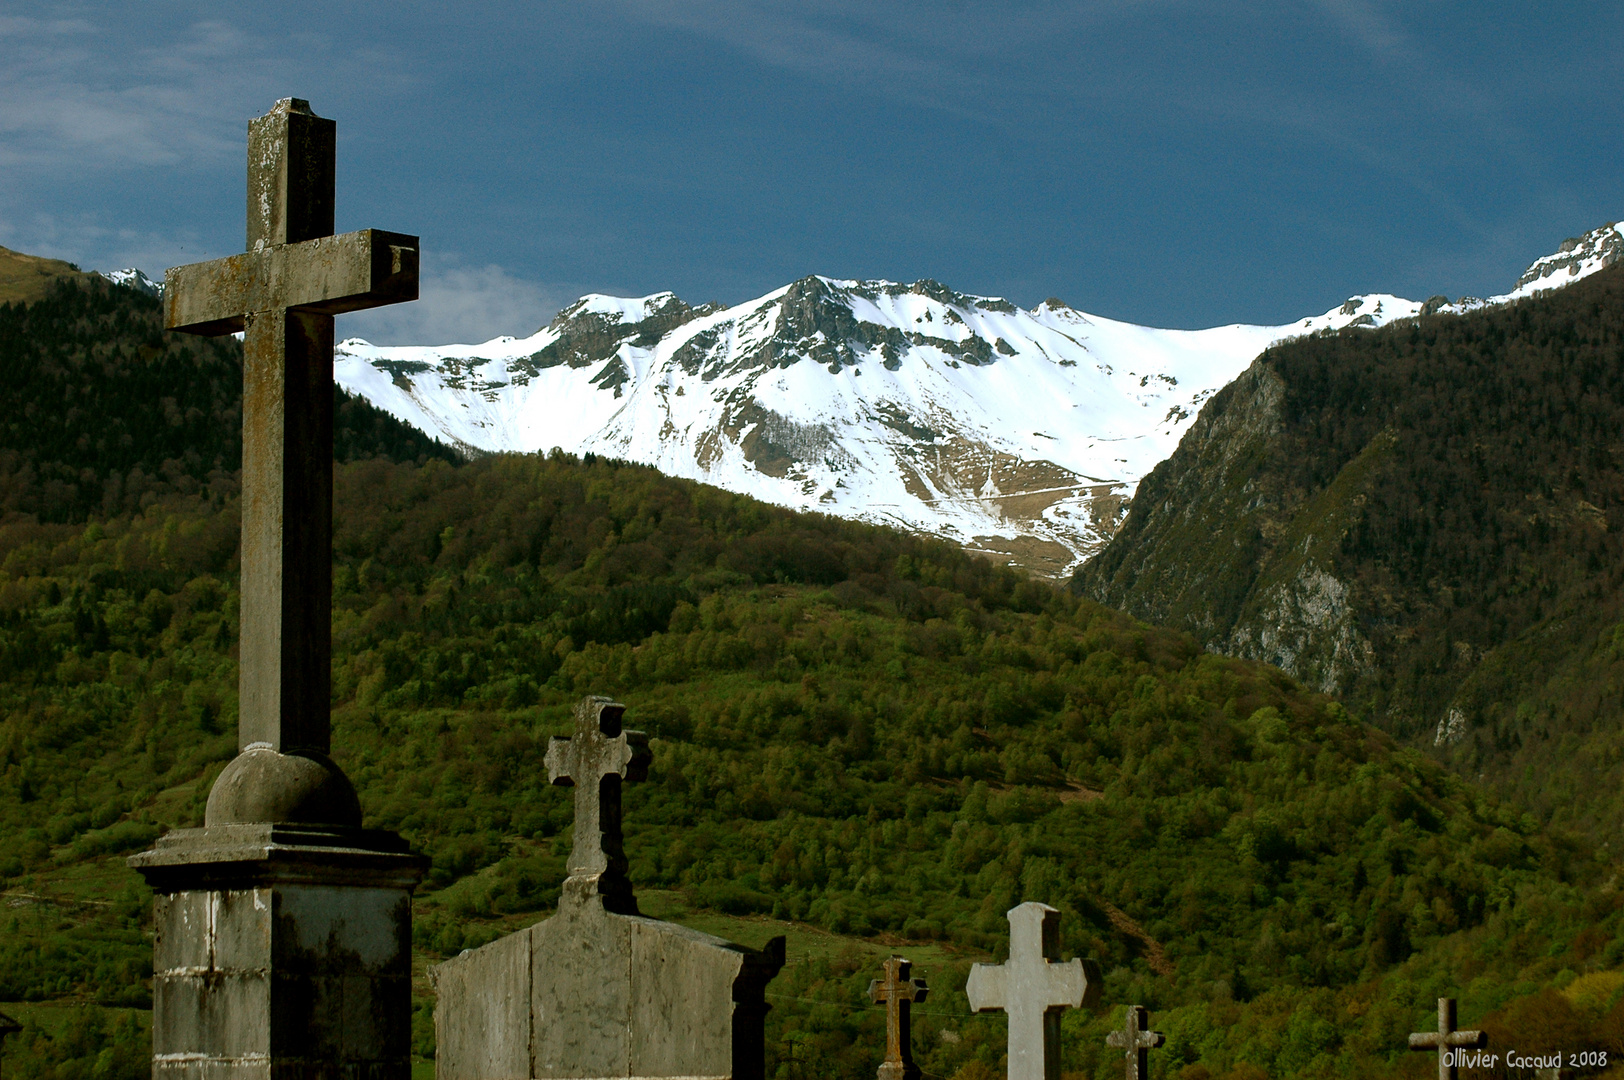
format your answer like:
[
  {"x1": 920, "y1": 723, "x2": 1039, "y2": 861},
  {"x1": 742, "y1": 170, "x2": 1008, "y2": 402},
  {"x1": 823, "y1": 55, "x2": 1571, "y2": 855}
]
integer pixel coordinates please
[
  {"x1": 545, "y1": 695, "x2": 651, "y2": 912},
  {"x1": 967, "y1": 902, "x2": 1101, "y2": 1080},
  {"x1": 869, "y1": 954, "x2": 928, "y2": 1080},
  {"x1": 1408, "y1": 997, "x2": 1487, "y2": 1080},
  {"x1": 164, "y1": 99, "x2": 417, "y2": 811},
  {"x1": 1104, "y1": 1005, "x2": 1164, "y2": 1080}
]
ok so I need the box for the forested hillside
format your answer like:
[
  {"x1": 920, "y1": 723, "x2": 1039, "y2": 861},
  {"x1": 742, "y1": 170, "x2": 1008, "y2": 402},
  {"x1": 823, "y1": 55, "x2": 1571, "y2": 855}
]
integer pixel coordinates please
[
  {"x1": 0, "y1": 273, "x2": 1621, "y2": 1080},
  {"x1": 0, "y1": 451, "x2": 1620, "y2": 1079},
  {"x1": 1075, "y1": 262, "x2": 1624, "y2": 846},
  {"x1": 0, "y1": 275, "x2": 457, "y2": 523}
]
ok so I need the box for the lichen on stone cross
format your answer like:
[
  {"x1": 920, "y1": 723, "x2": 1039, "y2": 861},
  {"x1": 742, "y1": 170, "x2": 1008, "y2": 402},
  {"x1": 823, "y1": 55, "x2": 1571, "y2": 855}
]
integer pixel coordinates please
[
  {"x1": 1104, "y1": 1005, "x2": 1164, "y2": 1080},
  {"x1": 869, "y1": 954, "x2": 928, "y2": 1080},
  {"x1": 545, "y1": 696, "x2": 652, "y2": 913},
  {"x1": 1408, "y1": 997, "x2": 1487, "y2": 1080},
  {"x1": 162, "y1": 98, "x2": 418, "y2": 828},
  {"x1": 966, "y1": 902, "x2": 1101, "y2": 1080}
]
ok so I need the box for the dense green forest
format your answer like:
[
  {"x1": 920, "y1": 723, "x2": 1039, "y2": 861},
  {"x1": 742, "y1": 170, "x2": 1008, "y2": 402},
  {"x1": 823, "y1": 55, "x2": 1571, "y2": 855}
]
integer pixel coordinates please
[
  {"x1": 1077, "y1": 263, "x2": 1624, "y2": 847},
  {"x1": 1, "y1": 452, "x2": 1621, "y2": 1078},
  {"x1": 0, "y1": 275, "x2": 457, "y2": 523},
  {"x1": 0, "y1": 275, "x2": 1622, "y2": 1080}
]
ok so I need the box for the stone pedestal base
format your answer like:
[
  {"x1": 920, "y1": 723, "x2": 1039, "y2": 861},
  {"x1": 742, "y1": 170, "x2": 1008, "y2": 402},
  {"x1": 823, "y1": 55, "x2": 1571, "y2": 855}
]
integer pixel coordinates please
[{"x1": 130, "y1": 824, "x2": 428, "y2": 1080}]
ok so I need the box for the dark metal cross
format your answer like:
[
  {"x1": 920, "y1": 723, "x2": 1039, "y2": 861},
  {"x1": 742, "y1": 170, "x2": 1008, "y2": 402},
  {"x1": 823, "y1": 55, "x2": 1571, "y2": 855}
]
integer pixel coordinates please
[
  {"x1": 869, "y1": 955, "x2": 928, "y2": 1080},
  {"x1": 1104, "y1": 1005, "x2": 1164, "y2": 1080},
  {"x1": 546, "y1": 696, "x2": 652, "y2": 913},
  {"x1": 164, "y1": 98, "x2": 417, "y2": 760},
  {"x1": 1408, "y1": 997, "x2": 1487, "y2": 1080}
]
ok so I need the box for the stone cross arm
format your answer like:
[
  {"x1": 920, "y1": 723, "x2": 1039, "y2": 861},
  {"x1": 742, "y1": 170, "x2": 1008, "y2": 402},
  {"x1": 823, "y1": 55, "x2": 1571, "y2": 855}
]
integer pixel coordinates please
[
  {"x1": 1408, "y1": 998, "x2": 1487, "y2": 1080},
  {"x1": 165, "y1": 228, "x2": 419, "y2": 336},
  {"x1": 966, "y1": 958, "x2": 1090, "y2": 1013}
]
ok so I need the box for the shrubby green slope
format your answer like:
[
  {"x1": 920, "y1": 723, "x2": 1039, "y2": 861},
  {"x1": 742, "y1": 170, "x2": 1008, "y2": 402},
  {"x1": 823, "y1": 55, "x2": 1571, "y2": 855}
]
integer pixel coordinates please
[
  {"x1": 0, "y1": 453, "x2": 1621, "y2": 1079},
  {"x1": 1075, "y1": 263, "x2": 1624, "y2": 846}
]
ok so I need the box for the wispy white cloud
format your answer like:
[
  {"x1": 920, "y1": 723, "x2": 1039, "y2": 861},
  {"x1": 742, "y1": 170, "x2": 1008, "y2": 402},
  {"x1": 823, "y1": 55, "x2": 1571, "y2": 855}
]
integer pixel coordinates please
[
  {"x1": 0, "y1": 18, "x2": 254, "y2": 169},
  {"x1": 339, "y1": 259, "x2": 578, "y2": 347},
  {"x1": 0, "y1": 13, "x2": 411, "y2": 174}
]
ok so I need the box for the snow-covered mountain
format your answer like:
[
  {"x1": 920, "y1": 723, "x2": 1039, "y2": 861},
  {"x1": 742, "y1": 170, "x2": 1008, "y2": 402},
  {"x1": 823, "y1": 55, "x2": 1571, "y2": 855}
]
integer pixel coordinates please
[
  {"x1": 99, "y1": 268, "x2": 163, "y2": 297},
  {"x1": 214, "y1": 222, "x2": 1566, "y2": 576}
]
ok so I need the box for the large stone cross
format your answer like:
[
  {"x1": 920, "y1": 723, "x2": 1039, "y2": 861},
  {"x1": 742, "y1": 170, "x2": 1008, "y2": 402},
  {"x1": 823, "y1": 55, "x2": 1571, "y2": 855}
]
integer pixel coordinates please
[
  {"x1": 1408, "y1": 997, "x2": 1487, "y2": 1080},
  {"x1": 967, "y1": 902, "x2": 1101, "y2": 1080},
  {"x1": 164, "y1": 98, "x2": 417, "y2": 823},
  {"x1": 869, "y1": 954, "x2": 928, "y2": 1080},
  {"x1": 545, "y1": 695, "x2": 652, "y2": 912},
  {"x1": 1104, "y1": 1005, "x2": 1164, "y2": 1080}
]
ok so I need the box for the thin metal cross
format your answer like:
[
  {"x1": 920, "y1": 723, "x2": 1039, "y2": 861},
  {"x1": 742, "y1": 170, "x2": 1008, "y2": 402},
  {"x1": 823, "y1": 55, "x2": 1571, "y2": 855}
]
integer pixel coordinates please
[
  {"x1": 1104, "y1": 1005, "x2": 1164, "y2": 1080},
  {"x1": 967, "y1": 902, "x2": 1101, "y2": 1080},
  {"x1": 164, "y1": 98, "x2": 417, "y2": 761},
  {"x1": 869, "y1": 955, "x2": 928, "y2": 1080},
  {"x1": 546, "y1": 695, "x2": 652, "y2": 913},
  {"x1": 1408, "y1": 997, "x2": 1487, "y2": 1080}
]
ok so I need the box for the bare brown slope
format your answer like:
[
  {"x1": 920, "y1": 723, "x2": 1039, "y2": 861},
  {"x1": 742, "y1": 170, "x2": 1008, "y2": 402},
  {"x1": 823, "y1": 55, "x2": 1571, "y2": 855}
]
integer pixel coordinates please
[{"x1": 0, "y1": 245, "x2": 89, "y2": 304}]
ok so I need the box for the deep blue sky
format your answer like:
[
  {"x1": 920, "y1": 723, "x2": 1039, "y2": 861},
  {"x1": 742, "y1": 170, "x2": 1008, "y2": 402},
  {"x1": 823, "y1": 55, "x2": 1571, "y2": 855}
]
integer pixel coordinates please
[{"x1": 3, "y1": 3, "x2": 1619, "y2": 343}]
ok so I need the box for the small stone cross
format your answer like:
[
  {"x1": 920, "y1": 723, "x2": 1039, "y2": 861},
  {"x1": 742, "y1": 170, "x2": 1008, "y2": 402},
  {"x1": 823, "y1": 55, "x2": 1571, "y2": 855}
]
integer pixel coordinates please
[
  {"x1": 164, "y1": 98, "x2": 417, "y2": 773},
  {"x1": 966, "y1": 902, "x2": 1101, "y2": 1080},
  {"x1": 1408, "y1": 997, "x2": 1487, "y2": 1080},
  {"x1": 1104, "y1": 1005, "x2": 1164, "y2": 1080},
  {"x1": 869, "y1": 955, "x2": 928, "y2": 1080},
  {"x1": 546, "y1": 696, "x2": 651, "y2": 912}
]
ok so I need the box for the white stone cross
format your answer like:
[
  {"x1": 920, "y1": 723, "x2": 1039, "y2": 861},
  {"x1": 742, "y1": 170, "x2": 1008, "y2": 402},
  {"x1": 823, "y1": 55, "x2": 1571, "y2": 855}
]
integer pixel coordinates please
[
  {"x1": 1408, "y1": 997, "x2": 1487, "y2": 1080},
  {"x1": 1104, "y1": 1005, "x2": 1164, "y2": 1080},
  {"x1": 966, "y1": 902, "x2": 1100, "y2": 1080}
]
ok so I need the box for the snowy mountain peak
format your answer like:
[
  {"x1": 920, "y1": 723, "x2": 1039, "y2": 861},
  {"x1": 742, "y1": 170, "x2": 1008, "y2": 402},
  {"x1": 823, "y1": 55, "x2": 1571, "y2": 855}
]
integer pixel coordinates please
[
  {"x1": 99, "y1": 268, "x2": 162, "y2": 297},
  {"x1": 1507, "y1": 222, "x2": 1621, "y2": 299},
  {"x1": 334, "y1": 220, "x2": 1622, "y2": 579}
]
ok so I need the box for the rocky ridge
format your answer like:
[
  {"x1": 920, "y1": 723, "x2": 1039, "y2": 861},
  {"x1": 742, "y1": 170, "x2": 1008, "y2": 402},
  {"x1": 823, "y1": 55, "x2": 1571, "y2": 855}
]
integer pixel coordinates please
[{"x1": 330, "y1": 277, "x2": 1434, "y2": 578}]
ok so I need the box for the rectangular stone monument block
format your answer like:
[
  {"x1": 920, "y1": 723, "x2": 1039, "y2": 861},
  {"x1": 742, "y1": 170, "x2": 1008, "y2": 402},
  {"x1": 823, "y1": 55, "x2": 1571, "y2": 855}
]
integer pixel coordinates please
[
  {"x1": 433, "y1": 903, "x2": 783, "y2": 1080},
  {"x1": 267, "y1": 886, "x2": 414, "y2": 1061},
  {"x1": 134, "y1": 826, "x2": 424, "y2": 1080},
  {"x1": 532, "y1": 907, "x2": 634, "y2": 1076},
  {"x1": 431, "y1": 928, "x2": 531, "y2": 1080},
  {"x1": 627, "y1": 920, "x2": 741, "y2": 1071}
]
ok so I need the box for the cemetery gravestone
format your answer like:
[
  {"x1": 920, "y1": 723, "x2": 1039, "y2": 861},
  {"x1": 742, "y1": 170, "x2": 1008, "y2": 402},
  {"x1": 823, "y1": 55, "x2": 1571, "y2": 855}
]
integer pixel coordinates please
[
  {"x1": 1103, "y1": 1005, "x2": 1164, "y2": 1080},
  {"x1": 129, "y1": 98, "x2": 427, "y2": 1080},
  {"x1": 433, "y1": 696, "x2": 786, "y2": 1080},
  {"x1": 1408, "y1": 997, "x2": 1487, "y2": 1080},
  {"x1": 966, "y1": 902, "x2": 1101, "y2": 1080},
  {"x1": 869, "y1": 955, "x2": 928, "y2": 1080}
]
